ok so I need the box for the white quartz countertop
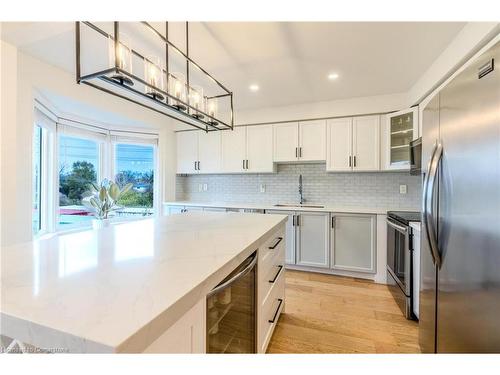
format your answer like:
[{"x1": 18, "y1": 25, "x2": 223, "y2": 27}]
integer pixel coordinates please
[
  {"x1": 1, "y1": 212, "x2": 286, "y2": 353},
  {"x1": 164, "y1": 201, "x2": 417, "y2": 215}
]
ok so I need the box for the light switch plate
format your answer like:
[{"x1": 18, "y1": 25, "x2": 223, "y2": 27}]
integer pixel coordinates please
[
  {"x1": 399, "y1": 184, "x2": 407, "y2": 194},
  {"x1": 260, "y1": 184, "x2": 266, "y2": 193}
]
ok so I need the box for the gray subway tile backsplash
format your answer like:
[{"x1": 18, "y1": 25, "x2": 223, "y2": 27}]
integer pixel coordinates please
[{"x1": 176, "y1": 163, "x2": 421, "y2": 210}]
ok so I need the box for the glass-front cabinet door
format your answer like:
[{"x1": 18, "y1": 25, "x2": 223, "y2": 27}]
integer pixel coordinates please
[{"x1": 384, "y1": 107, "x2": 419, "y2": 170}]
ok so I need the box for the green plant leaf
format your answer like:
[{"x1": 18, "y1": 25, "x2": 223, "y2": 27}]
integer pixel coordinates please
[
  {"x1": 99, "y1": 186, "x2": 106, "y2": 202},
  {"x1": 89, "y1": 197, "x2": 100, "y2": 209},
  {"x1": 109, "y1": 183, "x2": 120, "y2": 201}
]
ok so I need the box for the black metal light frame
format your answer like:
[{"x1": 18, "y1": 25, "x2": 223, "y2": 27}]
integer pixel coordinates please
[{"x1": 75, "y1": 21, "x2": 234, "y2": 132}]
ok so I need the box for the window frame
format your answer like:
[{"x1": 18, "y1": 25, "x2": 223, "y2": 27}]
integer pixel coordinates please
[
  {"x1": 32, "y1": 107, "x2": 57, "y2": 238},
  {"x1": 56, "y1": 132, "x2": 105, "y2": 231},
  {"x1": 32, "y1": 101, "x2": 160, "y2": 236},
  {"x1": 111, "y1": 139, "x2": 159, "y2": 217}
]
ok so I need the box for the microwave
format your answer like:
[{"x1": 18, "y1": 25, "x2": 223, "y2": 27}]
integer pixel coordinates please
[{"x1": 409, "y1": 137, "x2": 422, "y2": 175}]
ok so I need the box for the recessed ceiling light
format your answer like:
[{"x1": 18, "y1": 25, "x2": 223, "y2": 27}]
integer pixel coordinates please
[
  {"x1": 249, "y1": 84, "x2": 259, "y2": 92},
  {"x1": 328, "y1": 73, "x2": 339, "y2": 80}
]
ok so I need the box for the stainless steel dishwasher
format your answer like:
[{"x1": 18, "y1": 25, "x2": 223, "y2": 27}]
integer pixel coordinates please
[{"x1": 206, "y1": 252, "x2": 257, "y2": 353}]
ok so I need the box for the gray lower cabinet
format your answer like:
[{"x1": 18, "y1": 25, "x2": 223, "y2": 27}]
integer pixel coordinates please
[
  {"x1": 266, "y1": 210, "x2": 296, "y2": 265},
  {"x1": 203, "y1": 207, "x2": 227, "y2": 212},
  {"x1": 184, "y1": 206, "x2": 203, "y2": 213},
  {"x1": 296, "y1": 212, "x2": 330, "y2": 268},
  {"x1": 168, "y1": 205, "x2": 185, "y2": 215},
  {"x1": 330, "y1": 213, "x2": 376, "y2": 273},
  {"x1": 167, "y1": 205, "x2": 204, "y2": 214}
]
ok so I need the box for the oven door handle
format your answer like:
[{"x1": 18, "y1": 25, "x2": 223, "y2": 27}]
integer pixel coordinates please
[{"x1": 386, "y1": 218, "x2": 408, "y2": 233}]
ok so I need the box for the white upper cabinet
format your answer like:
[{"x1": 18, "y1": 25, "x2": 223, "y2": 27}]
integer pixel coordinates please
[
  {"x1": 326, "y1": 117, "x2": 353, "y2": 171},
  {"x1": 177, "y1": 131, "x2": 199, "y2": 174},
  {"x1": 273, "y1": 122, "x2": 299, "y2": 162},
  {"x1": 381, "y1": 107, "x2": 419, "y2": 170},
  {"x1": 198, "y1": 131, "x2": 221, "y2": 173},
  {"x1": 273, "y1": 120, "x2": 326, "y2": 162},
  {"x1": 352, "y1": 115, "x2": 380, "y2": 171},
  {"x1": 221, "y1": 126, "x2": 246, "y2": 173},
  {"x1": 246, "y1": 125, "x2": 274, "y2": 173},
  {"x1": 221, "y1": 126, "x2": 275, "y2": 173},
  {"x1": 298, "y1": 120, "x2": 326, "y2": 161},
  {"x1": 326, "y1": 115, "x2": 380, "y2": 172}
]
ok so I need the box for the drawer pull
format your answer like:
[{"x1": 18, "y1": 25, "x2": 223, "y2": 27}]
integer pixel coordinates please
[
  {"x1": 268, "y1": 298, "x2": 283, "y2": 323},
  {"x1": 269, "y1": 265, "x2": 284, "y2": 283},
  {"x1": 268, "y1": 237, "x2": 283, "y2": 249}
]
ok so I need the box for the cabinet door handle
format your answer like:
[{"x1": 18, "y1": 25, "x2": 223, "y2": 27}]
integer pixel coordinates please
[
  {"x1": 295, "y1": 147, "x2": 298, "y2": 158},
  {"x1": 299, "y1": 147, "x2": 302, "y2": 158},
  {"x1": 194, "y1": 161, "x2": 197, "y2": 170},
  {"x1": 349, "y1": 156, "x2": 352, "y2": 167},
  {"x1": 268, "y1": 298, "x2": 284, "y2": 323},
  {"x1": 353, "y1": 155, "x2": 357, "y2": 167},
  {"x1": 268, "y1": 237, "x2": 283, "y2": 249},
  {"x1": 269, "y1": 265, "x2": 284, "y2": 283},
  {"x1": 197, "y1": 161, "x2": 200, "y2": 170},
  {"x1": 296, "y1": 215, "x2": 300, "y2": 226},
  {"x1": 246, "y1": 159, "x2": 249, "y2": 169},
  {"x1": 242, "y1": 160, "x2": 245, "y2": 169},
  {"x1": 292, "y1": 215, "x2": 295, "y2": 226},
  {"x1": 331, "y1": 216, "x2": 336, "y2": 228}
]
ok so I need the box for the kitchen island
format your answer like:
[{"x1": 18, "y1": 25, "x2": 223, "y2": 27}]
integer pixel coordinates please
[{"x1": 0, "y1": 212, "x2": 287, "y2": 353}]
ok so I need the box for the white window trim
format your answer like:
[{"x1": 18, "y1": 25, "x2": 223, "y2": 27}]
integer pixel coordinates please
[
  {"x1": 33, "y1": 107, "x2": 57, "y2": 238},
  {"x1": 32, "y1": 100, "x2": 161, "y2": 236}
]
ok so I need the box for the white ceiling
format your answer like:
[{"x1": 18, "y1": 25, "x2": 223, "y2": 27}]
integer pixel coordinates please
[{"x1": 1, "y1": 22, "x2": 466, "y2": 112}]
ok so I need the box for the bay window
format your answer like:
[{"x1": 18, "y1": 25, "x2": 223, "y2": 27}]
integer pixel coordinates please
[{"x1": 32, "y1": 103, "x2": 160, "y2": 235}]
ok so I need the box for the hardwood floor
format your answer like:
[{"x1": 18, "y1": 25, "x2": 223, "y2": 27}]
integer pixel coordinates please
[{"x1": 267, "y1": 270, "x2": 420, "y2": 353}]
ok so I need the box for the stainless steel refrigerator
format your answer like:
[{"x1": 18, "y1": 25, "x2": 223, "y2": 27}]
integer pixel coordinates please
[{"x1": 420, "y1": 38, "x2": 500, "y2": 353}]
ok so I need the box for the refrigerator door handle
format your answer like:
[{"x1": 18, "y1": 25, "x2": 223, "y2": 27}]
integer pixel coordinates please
[{"x1": 423, "y1": 142, "x2": 443, "y2": 268}]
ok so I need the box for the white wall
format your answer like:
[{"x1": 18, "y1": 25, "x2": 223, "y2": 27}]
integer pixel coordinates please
[
  {"x1": 0, "y1": 41, "x2": 178, "y2": 246},
  {"x1": 233, "y1": 93, "x2": 408, "y2": 125},
  {"x1": 175, "y1": 92, "x2": 408, "y2": 130},
  {"x1": 408, "y1": 22, "x2": 500, "y2": 105}
]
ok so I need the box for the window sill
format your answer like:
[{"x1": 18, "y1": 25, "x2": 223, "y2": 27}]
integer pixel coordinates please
[{"x1": 36, "y1": 215, "x2": 155, "y2": 240}]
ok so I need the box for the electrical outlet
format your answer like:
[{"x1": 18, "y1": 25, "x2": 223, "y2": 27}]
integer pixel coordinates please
[
  {"x1": 260, "y1": 184, "x2": 266, "y2": 193},
  {"x1": 203, "y1": 184, "x2": 208, "y2": 191},
  {"x1": 198, "y1": 184, "x2": 203, "y2": 192},
  {"x1": 399, "y1": 184, "x2": 407, "y2": 194}
]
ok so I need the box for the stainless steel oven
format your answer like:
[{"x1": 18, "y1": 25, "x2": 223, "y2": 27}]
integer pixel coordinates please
[{"x1": 386, "y1": 211, "x2": 419, "y2": 320}]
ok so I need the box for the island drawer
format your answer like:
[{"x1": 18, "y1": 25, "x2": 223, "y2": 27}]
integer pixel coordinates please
[
  {"x1": 259, "y1": 228, "x2": 285, "y2": 270},
  {"x1": 257, "y1": 269, "x2": 285, "y2": 353},
  {"x1": 258, "y1": 248, "x2": 285, "y2": 307}
]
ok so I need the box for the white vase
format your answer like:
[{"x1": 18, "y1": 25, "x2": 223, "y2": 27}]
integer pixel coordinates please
[{"x1": 92, "y1": 218, "x2": 111, "y2": 230}]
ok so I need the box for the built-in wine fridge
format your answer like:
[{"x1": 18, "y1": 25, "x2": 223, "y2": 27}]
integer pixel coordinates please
[{"x1": 206, "y1": 252, "x2": 257, "y2": 353}]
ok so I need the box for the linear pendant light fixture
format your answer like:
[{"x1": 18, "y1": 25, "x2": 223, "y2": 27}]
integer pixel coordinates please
[{"x1": 75, "y1": 22, "x2": 234, "y2": 132}]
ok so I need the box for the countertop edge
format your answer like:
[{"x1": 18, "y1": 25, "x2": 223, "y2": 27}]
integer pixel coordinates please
[
  {"x1": 2, "y1": 214, "x2": 288, "y2": 353},
  {"x1": 163, "y1": 201, "x2": 418, "y2": 215},
  {"x1": 115, "y1": 215, "x2": 287, "y2": 353}
]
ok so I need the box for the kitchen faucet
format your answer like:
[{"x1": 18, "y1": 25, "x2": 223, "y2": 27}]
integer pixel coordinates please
[{"x1": 299, "y1": 174, "x2": 304, "y2": 205}]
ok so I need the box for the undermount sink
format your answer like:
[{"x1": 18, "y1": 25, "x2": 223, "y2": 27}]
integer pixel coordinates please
[{"x1": 273, "y1": 203, "x2": 325, "y2": 208}]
